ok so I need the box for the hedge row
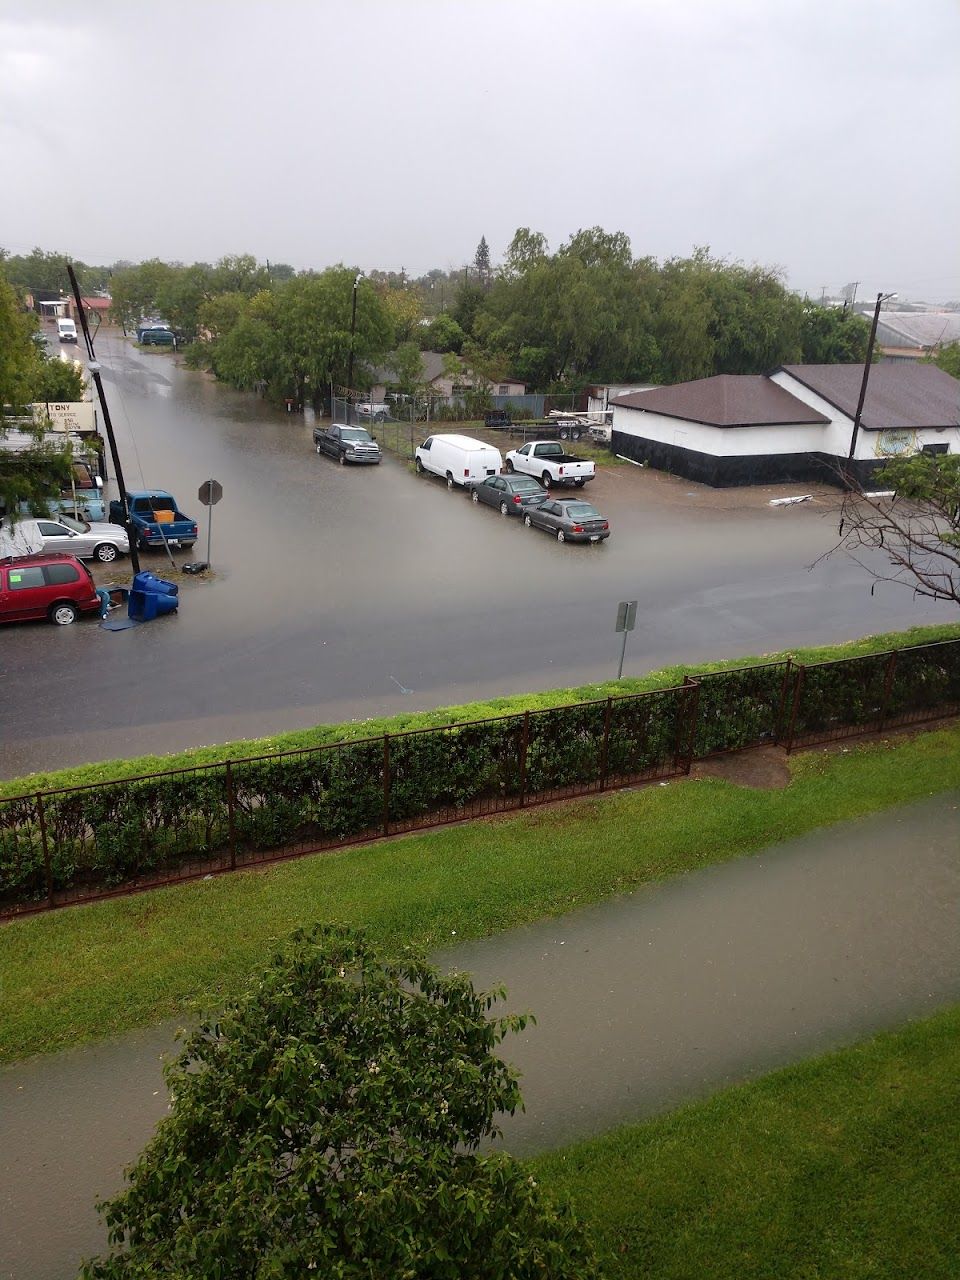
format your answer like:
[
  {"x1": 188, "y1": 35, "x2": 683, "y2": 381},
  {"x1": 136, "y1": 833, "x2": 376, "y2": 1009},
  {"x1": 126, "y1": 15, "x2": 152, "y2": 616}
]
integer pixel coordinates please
[{"x1": 1, "y1": 639, "x2": 958, "y2": 913}]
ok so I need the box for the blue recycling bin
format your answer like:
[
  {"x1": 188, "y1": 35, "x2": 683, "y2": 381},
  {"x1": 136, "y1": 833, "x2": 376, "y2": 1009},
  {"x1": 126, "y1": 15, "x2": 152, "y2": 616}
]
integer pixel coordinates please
[
  {"x1": 128, "y1": 573, "x2": 179, "y2": 621},
  {"x1": 132, "y1": 572, "x2": 179, "y2": 598}
]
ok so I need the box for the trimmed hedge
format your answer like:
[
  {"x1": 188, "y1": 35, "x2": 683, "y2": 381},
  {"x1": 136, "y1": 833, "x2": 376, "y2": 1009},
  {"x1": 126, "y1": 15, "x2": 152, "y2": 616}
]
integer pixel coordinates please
[{"x1": 1, "y1": 631, "x2": 959, "y2": 914}]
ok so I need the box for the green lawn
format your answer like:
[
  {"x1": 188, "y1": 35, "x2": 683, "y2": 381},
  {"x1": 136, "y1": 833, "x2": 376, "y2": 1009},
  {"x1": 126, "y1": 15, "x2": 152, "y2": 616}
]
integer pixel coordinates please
[
  {"x1": 2, "y1": 721, "x2": 958, "y2": 1065},
  {"x1": 531, "y1": 1004, "x2": 960, "y2": 1279}
]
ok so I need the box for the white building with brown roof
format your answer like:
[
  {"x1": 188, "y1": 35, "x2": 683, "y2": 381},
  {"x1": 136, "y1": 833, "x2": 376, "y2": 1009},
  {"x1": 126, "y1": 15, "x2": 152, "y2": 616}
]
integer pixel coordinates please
[{"x1": 610, "y1": 364, "x2": 960, "y2": 487}]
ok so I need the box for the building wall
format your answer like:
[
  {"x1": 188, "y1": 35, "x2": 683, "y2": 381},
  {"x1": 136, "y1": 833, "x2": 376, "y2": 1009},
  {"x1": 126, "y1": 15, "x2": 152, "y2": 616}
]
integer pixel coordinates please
[{"x1": 610, "y1": 405, "x2": 832, "y2": 458}]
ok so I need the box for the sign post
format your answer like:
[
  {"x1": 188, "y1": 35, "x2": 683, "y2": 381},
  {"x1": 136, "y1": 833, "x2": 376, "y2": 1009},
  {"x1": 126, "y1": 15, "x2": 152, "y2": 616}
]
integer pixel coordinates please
[
  {"x1": 198, "y1": 479, "x2": 223, "y2": 567},
  {"x1": 615, "y1": 599, "x2": 638, "y2": 679}
]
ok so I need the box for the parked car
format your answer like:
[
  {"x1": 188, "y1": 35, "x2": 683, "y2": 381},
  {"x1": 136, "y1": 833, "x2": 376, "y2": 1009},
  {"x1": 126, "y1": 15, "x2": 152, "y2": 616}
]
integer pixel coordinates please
[
  {"x1": 313, "y1": 423, "x2": 381, "y2": 465},
  {"x1": 505, "y1": 440, "x2": 595, "y2": 488},
  {"x1": 356, "y1": 402, "x2": 390, "y2": 422},
  {"x1": 2, "y1": 515, "x2": 130, "y2": 563},
  {"x1": 0, "y1": 552, "x2": 101, "y2": 625},
  {"x1": 523, "y1": 498, "x2": 610, "y2": 543},
  {"x1": 471, "y1": 473, "x2": 547, "y2": 516},
  {"x1": 415, "y1": 434, "x2": 502, "y2": 489}
]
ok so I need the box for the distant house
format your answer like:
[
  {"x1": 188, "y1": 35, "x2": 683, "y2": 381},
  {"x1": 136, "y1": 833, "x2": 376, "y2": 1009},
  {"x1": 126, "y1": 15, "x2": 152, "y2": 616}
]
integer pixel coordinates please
[
  {"x1": 371, "y1": 351, "x2": 525, "y2": 401},
  {"x1": 610, "y1": 363, "x2": 960, "y2": 488},
  {"x1": 80, "y1": 296, "x2": 113, "y2": 325},
  {"x1": 873, "y1": 312, "x2": 960, "y2": 362}
]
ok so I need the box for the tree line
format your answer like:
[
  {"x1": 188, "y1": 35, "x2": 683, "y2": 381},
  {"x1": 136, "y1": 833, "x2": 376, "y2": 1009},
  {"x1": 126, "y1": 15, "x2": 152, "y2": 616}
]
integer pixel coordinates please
[{"x1": 0, "y1": 232, "x2": 892, "y2": 415}]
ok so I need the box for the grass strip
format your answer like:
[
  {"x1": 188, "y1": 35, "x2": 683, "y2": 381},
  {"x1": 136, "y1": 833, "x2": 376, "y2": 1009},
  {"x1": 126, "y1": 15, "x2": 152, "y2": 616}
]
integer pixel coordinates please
[
  {"x1": 2, "y1": 722, "x2": 958, "y2": 1065},
  {"x1": 3, "y1": 621, "x2": 958, "y2": 796},
  {"x1": 530, "y1": 1004, "x2": 960, "y2": 1279}
]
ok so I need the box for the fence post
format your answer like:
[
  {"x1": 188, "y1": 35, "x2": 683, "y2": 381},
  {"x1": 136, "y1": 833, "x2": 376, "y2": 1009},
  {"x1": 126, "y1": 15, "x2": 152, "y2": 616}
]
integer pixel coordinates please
[
  {"x1": 675, "y1": 681, "x2": 700, "y2": 774},
  {"x1": 518, "y1": 711, "x2": 530, "y2": 807},
  {"x1": 878, "y1": 650, "x2": 898, "y2": 733},
  {"x1": 36, "y1": 793, "x2": 54, "y2": 909},
  {"x1": 225, "y1": 760, "x2": 237, "y2": 871},
  {"x1": 775, "y1": 658, "x2": 793, "y2": 743},
  {"x1": 784, "y1": 666, "x2": 805, "y2": 754},
  {"x1": 599, "y1": 697, "x2": 613, "y2": 791},
  {"x1": 382, "y1": 735, "x2": 391, "y2": 835}
]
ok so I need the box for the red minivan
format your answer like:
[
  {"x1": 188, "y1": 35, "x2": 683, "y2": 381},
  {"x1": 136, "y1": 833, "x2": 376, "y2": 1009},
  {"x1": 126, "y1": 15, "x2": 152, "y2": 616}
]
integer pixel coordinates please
[{"x1": 0, "y1": 553, "x2": 101, "y2": 626}]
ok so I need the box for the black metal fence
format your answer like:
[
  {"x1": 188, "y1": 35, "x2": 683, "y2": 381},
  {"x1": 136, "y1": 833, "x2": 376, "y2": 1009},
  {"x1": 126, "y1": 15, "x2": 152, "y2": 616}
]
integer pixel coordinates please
[{"x1": 1, "y1": 639, "x2": 957, "y2": 918}]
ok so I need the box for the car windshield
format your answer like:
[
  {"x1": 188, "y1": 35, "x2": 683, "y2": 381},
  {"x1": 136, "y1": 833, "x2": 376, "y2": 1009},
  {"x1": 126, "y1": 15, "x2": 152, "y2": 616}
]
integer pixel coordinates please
[
  {"x1": 57, "y1": 515, "x2": 90, "y2": 533},
  {"x1": 341, "y1": 429, "x2": 373, "y2": 442},
  {"x1": 564, "y1": 503, "x2": 600, "y2": 518}
]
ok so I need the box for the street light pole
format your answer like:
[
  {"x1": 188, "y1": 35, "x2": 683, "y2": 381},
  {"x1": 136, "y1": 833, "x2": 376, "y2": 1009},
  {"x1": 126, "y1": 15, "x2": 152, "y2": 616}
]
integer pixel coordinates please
[
  {"x1": 66, "y1": 263, "x2": 141, "y2": 573},
  {"x1": 345, "y1": 272, "x2": 362, "y2": 421},
  {"x1": 845, "y1": 290, "x2": 897, "y2": 490}
]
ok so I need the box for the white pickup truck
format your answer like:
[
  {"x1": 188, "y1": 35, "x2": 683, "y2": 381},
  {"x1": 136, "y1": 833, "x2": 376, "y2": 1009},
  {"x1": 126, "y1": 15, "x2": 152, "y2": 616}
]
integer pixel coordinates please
[{"x1": 504, "y1": 440, "x2": 595, "y2": 489}]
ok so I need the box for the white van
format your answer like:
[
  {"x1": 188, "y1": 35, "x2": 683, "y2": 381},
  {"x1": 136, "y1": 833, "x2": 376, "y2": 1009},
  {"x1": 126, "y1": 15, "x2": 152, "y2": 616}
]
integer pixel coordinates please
[
  {"x1": 414, "y1": 434, "x2": 502, "y2": 489},
  {"x1": 56, "y1": 318, "x2": 78, "y2": 343}
]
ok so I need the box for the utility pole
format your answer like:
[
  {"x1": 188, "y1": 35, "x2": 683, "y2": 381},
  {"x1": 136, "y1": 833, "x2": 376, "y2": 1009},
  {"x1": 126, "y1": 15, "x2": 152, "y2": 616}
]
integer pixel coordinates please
[
  {"x1": 66, "y1": 264, "x2": 141, "y2": 572},
  {"x1": 346, "y1": 273, "x2": 361, "y2": 420},
  {"x1": 845, "y1": 290, "x2": 897, "y2": 489}
]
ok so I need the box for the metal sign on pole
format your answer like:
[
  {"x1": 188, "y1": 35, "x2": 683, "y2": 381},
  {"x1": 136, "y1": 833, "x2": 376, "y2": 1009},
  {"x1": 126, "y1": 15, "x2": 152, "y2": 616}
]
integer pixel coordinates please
[
  {"x1": 198, "y1": 479, "x2": 223, "y2": 568},
  {"x1": 615, "y1": 599, "x2": 638, "y2": 679}
]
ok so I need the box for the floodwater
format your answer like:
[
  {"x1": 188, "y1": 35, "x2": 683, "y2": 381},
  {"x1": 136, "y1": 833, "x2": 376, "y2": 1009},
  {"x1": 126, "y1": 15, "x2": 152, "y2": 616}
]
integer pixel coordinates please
[
  {"x1": 1, "y1": 793, "x2": 958, "y2": 1278},
  {"x1": 0, "y1": 333, "x2": 951, "y2": 778}
]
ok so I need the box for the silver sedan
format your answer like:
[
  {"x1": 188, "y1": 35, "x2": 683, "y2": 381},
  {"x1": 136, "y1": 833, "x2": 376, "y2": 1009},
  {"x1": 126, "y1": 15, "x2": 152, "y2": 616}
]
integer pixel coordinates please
[{"x1": 31, "y1": 515, "x2": 130, "y2": 563}]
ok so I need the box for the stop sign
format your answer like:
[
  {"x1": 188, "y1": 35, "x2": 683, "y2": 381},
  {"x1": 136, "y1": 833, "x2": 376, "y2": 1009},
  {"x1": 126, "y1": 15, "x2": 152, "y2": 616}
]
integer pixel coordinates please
[{"x1": 198, "y1": 479, "x2": 223, "y2": 506}]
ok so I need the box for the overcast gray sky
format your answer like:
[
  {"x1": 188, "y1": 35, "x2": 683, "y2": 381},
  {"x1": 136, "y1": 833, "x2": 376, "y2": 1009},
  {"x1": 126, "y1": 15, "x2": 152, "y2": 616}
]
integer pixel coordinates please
[{"x1": 2, "y1": 0, "x2": 958, "y2": 301}]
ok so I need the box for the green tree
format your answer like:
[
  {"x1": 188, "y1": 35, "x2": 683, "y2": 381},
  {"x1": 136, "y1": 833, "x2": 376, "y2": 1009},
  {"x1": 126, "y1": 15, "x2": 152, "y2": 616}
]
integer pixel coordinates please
[
  {"x1": 33, "y1": 356, "x2": 85, "y2": 404},
  {"x1": 452, "y1": 281, "x2": 487, "y2": 337},
  {"x1": 474, "y1": 234, "x2": 492, "y2": 288},
  {"x1": 108, "y1": 260, "x2": 175, "y2": 332},
  {"x1": 80, "y1": 925, "x2": 598, "y2": 1279},
  {"x1": 208, "y1": 253, "x2": 271, "y2": 297},
  {"x1": 391, "y1": 341, "x2": 425, "y2": 396},
  {"x1": 423, "y1": 312, "x2": 465, "y2": 354},
  {"x1": 155, "y1": 263, "x2": 213, "y2": 341},
  {"x1": 0, "y1": 272, "x2": 41, "y2": 415},
  {"x1": 930, "y1": 341, "x2": 960, "y2": 379},
  {"x1": 799, "y1": 304, "x2": 872, "y2": 364},
  {"x1": 832, "y1": 452, "x2": 960, "y2": 607}
]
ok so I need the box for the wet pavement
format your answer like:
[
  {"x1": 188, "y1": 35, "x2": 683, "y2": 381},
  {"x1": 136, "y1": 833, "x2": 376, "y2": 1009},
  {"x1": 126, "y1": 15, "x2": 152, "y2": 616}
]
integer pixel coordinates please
[
  {"x1": 1, "y1": 792, "x2": 958, "y2": 1278},
  {"x1": 0, "y1": 333, "x2": 953, "y2": 780}
]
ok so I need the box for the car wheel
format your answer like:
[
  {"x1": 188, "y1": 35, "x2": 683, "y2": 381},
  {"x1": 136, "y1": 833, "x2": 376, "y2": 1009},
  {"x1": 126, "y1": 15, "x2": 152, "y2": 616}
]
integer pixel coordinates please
[
  {"x1": 339, "y1": 453, "x2": 347, "y2": 465},
  {"x1": 93, "y1": 543, "x2": 118, "y2": 563},
  {"x1": 571, "y1": 427, "x2": 582, "y2": 441},
  {"x1": 523, "y1": 513, "x2": 533, "y2": 527},
  {"x1": 505, "y1": 459, "x2": 514, "y2": 473},
  {"x1": 316, "y1": 444, "x2": 323, "y2": 454},
  {"x1": 415, "y1": 457, "x2": 424, "y2": 474},
  {"x1": 49, "y1": 601, "x2": 79, "y2": 626},
  {"x1": 446, "y1": 472, "x2": 455, "y2": 490},
  {"x1": 558, "y1": 427, "x2": 569, "y2": 440},
  {"x1": 541, "y1": 472, "x2": 552, "y2": 488},
  {"x1": 180, "y1": 541, "x2": 196, "y2": 549},
  {"x1": 499, "y1": 501, "x2": 509, "y2": 516},
  {"x1": 471, "y1": 489, "x2": 480, "y2": 503},
  {"x1": 557, "y1": 530, "x2": 566, "y2": 543}
]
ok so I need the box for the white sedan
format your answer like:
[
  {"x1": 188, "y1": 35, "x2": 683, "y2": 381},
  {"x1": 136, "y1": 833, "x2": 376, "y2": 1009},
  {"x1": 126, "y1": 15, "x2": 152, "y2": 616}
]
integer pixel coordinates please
[{"x1": 17, "y1": 515, "x2": 130, "y2": 563}]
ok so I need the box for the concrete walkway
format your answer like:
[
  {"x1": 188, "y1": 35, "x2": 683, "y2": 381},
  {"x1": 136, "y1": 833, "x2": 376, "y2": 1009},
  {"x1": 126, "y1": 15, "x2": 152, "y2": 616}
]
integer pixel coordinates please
[{"x1": 2, "y1": 792, "x2": 959, "y2": 1278}]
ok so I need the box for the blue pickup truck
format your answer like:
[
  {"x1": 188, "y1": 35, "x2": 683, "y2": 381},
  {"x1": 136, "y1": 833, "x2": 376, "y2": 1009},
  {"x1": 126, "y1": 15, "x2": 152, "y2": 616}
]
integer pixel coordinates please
[{"x1": 109, "y1": 490, "x2": 198, "y2": 551}]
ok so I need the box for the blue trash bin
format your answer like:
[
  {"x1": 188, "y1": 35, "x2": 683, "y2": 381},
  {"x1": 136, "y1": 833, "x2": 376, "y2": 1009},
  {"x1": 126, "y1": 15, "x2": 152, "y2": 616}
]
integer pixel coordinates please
[{"x1": 132, "y1": 571, "x2": 178, "y2": 597}]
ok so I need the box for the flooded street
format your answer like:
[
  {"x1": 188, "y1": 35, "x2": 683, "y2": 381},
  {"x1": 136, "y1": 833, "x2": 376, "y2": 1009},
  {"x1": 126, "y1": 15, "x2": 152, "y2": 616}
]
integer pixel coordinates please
[
  {"x1": 0, "y1": 333, "x2": 952, "y2": 779},
  {"x1": 2, "y1": 793, "x2": 958, "y2": 1278}
]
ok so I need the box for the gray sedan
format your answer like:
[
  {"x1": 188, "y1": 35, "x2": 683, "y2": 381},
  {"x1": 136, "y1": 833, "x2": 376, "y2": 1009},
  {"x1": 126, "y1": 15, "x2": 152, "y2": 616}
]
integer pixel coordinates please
[
  {"x1": 522, "y1": 498, "x2": 610, "y2": 543},
  {"x1": 470, "y1": 473, "x2": 547, "y2": 516},
  {"x1": 31, "y1": 515, "x2": 130, "y2": 562}
]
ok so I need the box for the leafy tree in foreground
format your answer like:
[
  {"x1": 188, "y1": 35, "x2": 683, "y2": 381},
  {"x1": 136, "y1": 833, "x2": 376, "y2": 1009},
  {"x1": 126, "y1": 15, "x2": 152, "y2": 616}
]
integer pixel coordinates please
[
  {"x1": 831, "y1": 453, "x2": 960, "y2": 608},
  {"x1": 80, "y1": 924, "x2": 598, "y2": 1279}
]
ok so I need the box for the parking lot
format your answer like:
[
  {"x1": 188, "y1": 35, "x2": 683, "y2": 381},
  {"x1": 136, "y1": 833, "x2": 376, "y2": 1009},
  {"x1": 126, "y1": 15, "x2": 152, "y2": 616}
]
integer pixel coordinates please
[{"x1": 0, "y1": 331, "x2": 952, "y2": 780}]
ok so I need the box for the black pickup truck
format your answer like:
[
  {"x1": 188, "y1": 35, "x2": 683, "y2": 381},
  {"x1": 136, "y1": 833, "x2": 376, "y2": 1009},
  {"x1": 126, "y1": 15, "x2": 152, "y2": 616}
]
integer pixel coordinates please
[{"x1": 312, "y1": 423, "x2": 382, "y2": 465}]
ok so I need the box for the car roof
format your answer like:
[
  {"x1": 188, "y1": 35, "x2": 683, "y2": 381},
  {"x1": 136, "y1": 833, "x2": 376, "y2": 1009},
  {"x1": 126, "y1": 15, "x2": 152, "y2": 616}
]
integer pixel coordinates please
[{"x1": 0, "y1": 551, "x2": 81, "y2": 568}]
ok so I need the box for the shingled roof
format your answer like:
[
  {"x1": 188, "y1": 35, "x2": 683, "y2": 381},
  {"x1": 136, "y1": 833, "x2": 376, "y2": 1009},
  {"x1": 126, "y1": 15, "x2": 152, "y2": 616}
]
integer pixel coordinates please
[
  {"x1": 778, "y1": 363, "x2": 960, "y2": 429},
  {"x1": 611, "y1": 375, "x2": 829, "y2": 428}
]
